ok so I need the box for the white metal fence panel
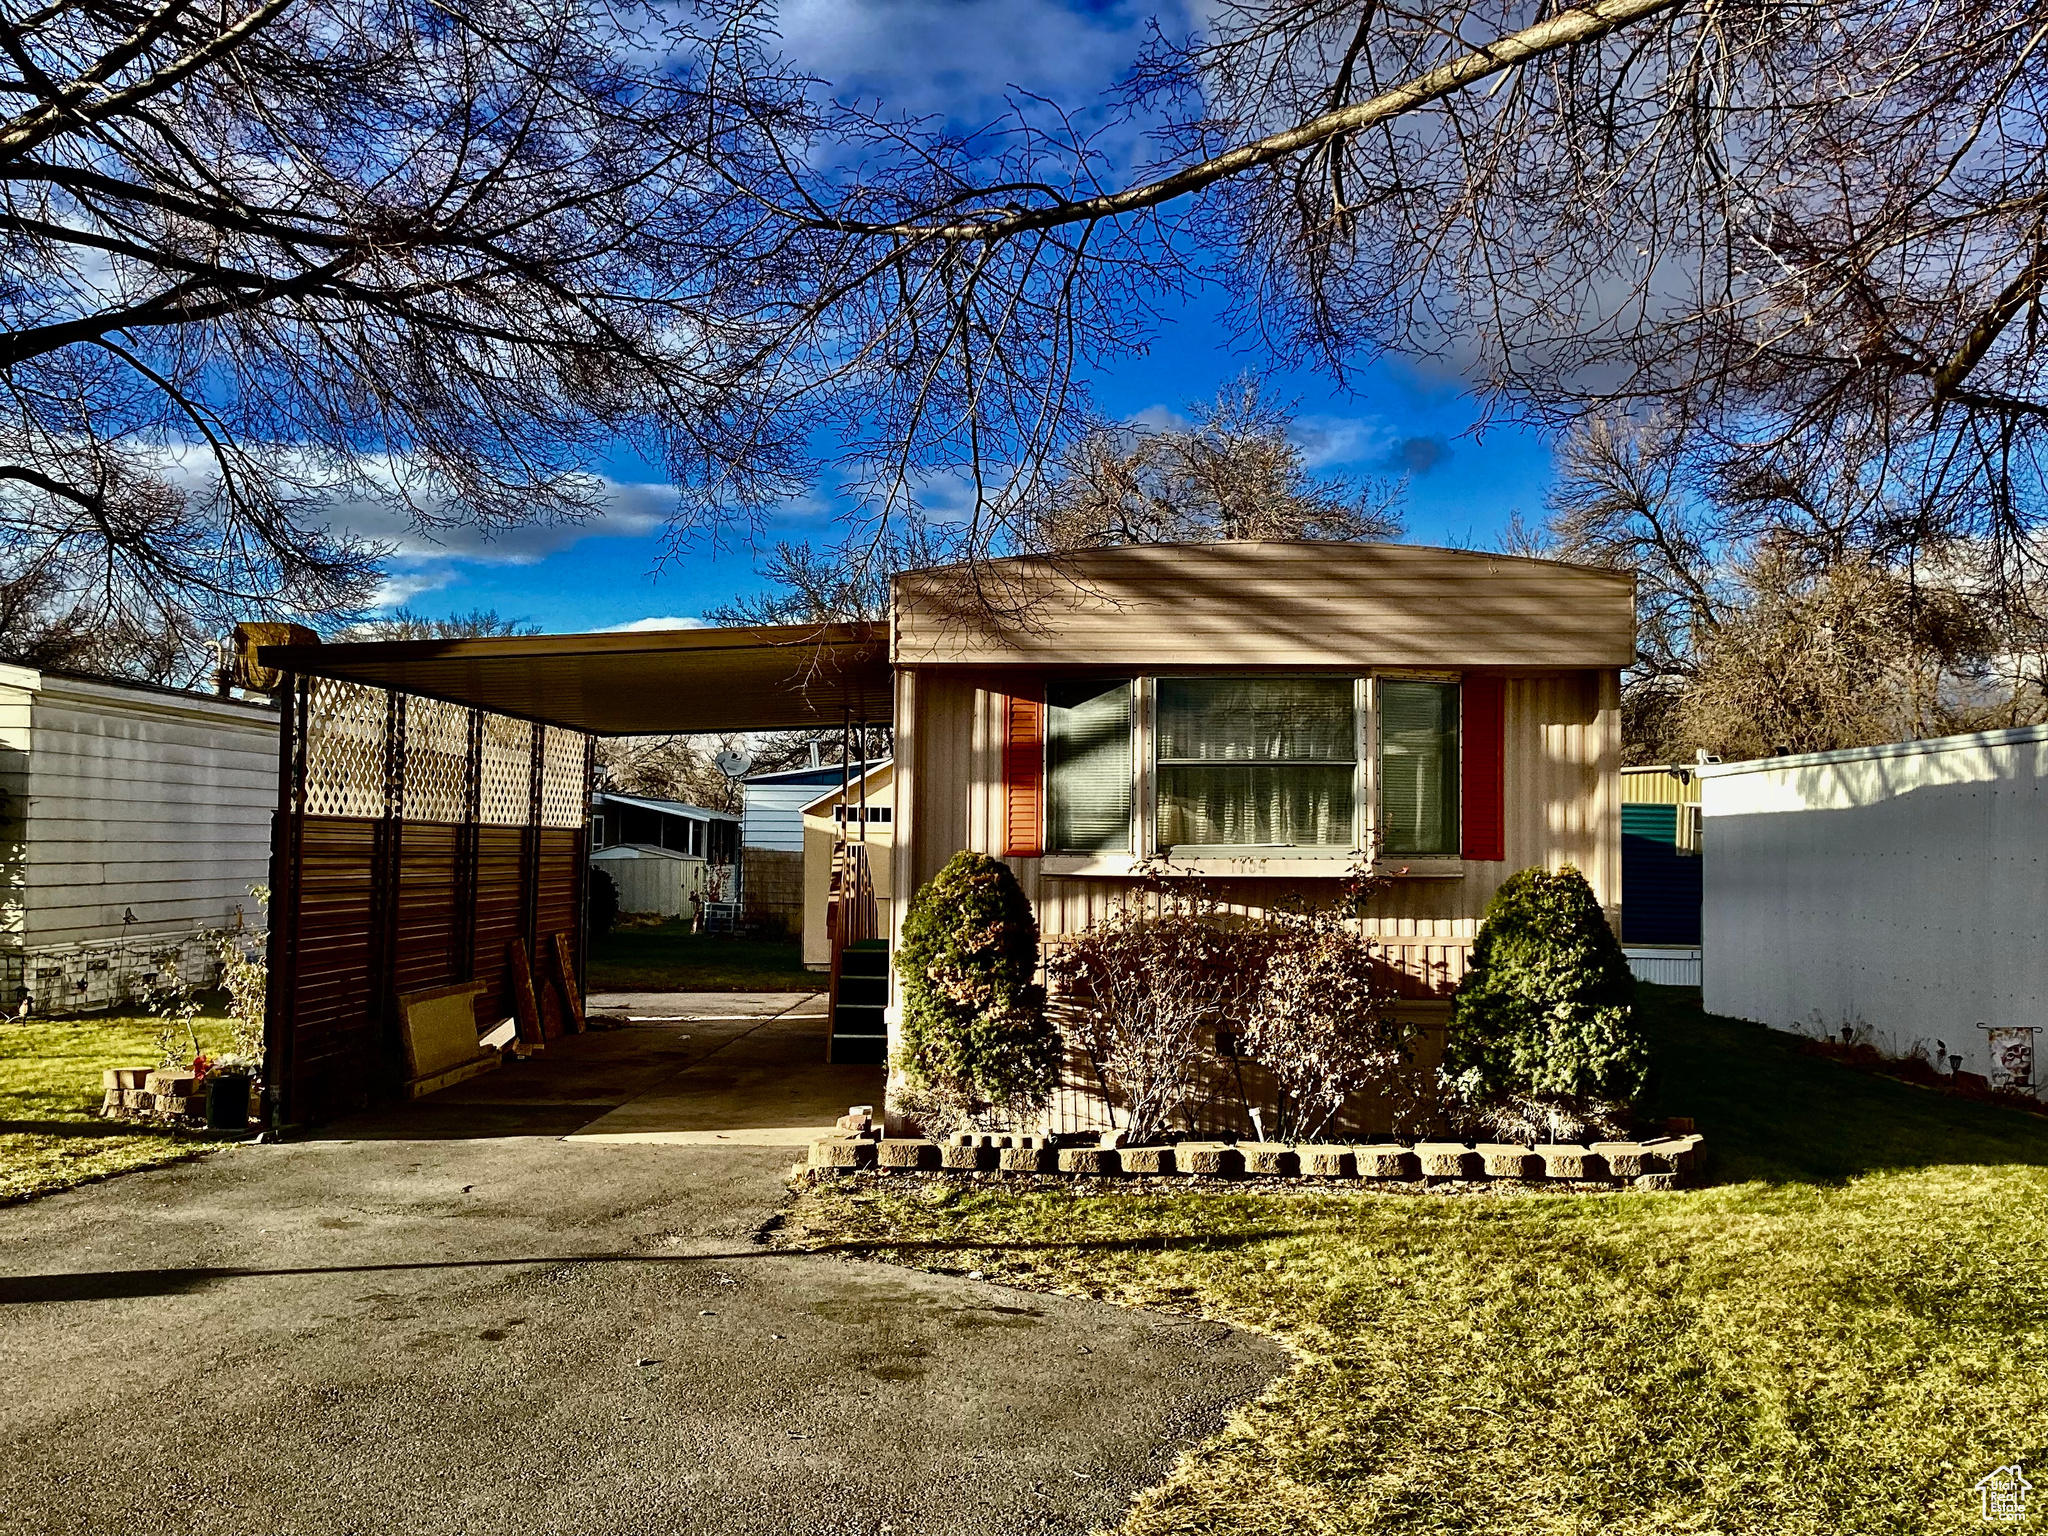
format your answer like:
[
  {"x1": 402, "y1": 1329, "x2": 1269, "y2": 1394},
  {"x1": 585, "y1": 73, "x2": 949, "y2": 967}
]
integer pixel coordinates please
[{"x1": 1700, "y1": 725, "x2": 2048, "y2": 1087}]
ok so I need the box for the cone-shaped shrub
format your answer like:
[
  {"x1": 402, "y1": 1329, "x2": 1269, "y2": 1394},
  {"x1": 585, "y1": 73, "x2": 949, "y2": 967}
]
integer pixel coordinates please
[
  {"x1": 894, "y1": 851, "x2": 1056, "y2": 1133},
  {"x1": 1446, "y1": 865, "x2": 1648, "y2": 1109}
]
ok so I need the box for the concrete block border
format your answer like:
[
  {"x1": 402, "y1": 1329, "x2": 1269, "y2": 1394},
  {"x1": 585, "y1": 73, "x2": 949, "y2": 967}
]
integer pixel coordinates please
[{"x1": 804, "y1": 1129, "x2": 1706, "y2": 1190}]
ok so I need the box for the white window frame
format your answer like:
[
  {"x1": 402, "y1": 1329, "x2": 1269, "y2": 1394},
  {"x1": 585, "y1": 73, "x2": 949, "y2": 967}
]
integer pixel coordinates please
[
  {"x1": 1035, "y1": 670, "x2": 1467, "y2": 878},
  {"x1": 1374, "y1": 668, "x2": 1463, "y2": 861}
]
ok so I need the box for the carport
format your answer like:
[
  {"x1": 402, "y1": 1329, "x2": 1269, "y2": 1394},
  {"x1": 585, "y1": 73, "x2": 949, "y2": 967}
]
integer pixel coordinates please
[{"x1": 256, "y1": 623, "x2": 893, "y2": 1130}]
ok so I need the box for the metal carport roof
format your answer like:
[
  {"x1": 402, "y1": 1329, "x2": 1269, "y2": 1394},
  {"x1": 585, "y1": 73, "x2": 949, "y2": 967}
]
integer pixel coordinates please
[{"x1": 258, "y1": 621, "x2": 893, "y2": 734}]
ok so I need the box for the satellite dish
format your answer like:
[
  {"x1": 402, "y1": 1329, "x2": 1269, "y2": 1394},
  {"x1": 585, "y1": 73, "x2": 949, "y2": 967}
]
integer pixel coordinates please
[{"x1": 714, "y1": 748, "x2": 753, "y2": 777}]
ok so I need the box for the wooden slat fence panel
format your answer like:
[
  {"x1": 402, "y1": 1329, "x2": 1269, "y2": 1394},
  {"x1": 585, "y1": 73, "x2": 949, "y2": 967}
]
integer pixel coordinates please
[
  {"x1": 471, "y1": 826, "x2": 528, "y2": 1029},
  {"x1": 266, "y1": 678, "x2": 592, "y2": 1128}
]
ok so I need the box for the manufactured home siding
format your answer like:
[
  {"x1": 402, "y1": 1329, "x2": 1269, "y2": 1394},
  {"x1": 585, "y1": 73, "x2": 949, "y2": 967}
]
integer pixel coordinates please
[
  {"x1": 0, "y1": 667, "x2": 35, "y2": 945},
  {"x1": 893, "y1": 543, "x2": 1635, "y2": 670},
  {"x1": 16, "y1": 677, "x2": 277, "y2": 948},
  {"x1": 741, "y1": 783, "x2": 814, "y2": 852},
  {"x1": 893, "y1": 667, "x2": 1620, "y2": 977}
]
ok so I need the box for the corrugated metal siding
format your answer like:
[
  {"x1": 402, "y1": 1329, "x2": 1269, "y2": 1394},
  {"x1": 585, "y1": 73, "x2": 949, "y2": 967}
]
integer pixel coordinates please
[
  {"x1": 1619, "y1": 766, "x2": 1702, "y2": 807},
  {"x1": 391, "y1": 822, "x2": 461, "y2": 998},
  {"x1": 893, "y1": 543, "x2": 1636, "y2": 669},
  {"x1": 282, "y1": 817, "x2": 379, "y2": 1123},
  {"x1": 1624, "y1": 947, "x2": 1702, "y2": 986},
  {"x1": 471, "y1": 826, "x2": 527, "y2": 1026}
]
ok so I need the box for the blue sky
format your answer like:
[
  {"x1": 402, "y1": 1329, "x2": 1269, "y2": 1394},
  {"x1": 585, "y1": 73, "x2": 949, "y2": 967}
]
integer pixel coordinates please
[{"x1": 367, "y1": 0, "x2": 1560, "y2": 634}]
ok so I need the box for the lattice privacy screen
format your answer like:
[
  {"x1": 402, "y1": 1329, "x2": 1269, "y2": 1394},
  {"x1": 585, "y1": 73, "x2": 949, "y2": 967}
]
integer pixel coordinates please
[
  {"x1": 402, "y1": 696, "x2": 471, "y2": 823},
  {"x1": 539, "y1": 727, "x2": 587, "y2": 827},
  {"x1": 295, "y1": 678, "x2": 589, "y2": 827},
  {"x1": 478, "y1": 715, "x2": 533, "y2": 826},
  {"x1": 301, "y1": 678, "x2": 389, "y2": 818}
]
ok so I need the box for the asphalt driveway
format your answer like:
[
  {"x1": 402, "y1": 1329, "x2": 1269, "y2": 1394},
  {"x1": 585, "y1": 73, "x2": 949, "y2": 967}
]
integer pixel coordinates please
[{"x1": 0, "y1": 997, "x2": 1284, "y2": 1536}]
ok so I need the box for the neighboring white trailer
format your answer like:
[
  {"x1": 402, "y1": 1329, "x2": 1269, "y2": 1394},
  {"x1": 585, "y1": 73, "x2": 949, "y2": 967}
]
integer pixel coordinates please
[
  {"x1": 1699, "y1": 725, "x2": 2048, "y2": 1086},
  {"x1": 0, "y1": 666, "x2": 278, "y2": 1011}
]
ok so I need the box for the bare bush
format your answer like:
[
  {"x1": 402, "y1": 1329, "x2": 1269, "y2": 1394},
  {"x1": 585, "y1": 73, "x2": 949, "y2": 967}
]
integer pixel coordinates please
[
  {"x1": 1046, "y1": 874, "x2": 1267, "y2": 1145},
  {"x1": 1541, "y1": 419, "x2": 2044, "y2": 759},
  {"x1": 1241, "y1": 903, "x2": 1411, "y2": 1144}
]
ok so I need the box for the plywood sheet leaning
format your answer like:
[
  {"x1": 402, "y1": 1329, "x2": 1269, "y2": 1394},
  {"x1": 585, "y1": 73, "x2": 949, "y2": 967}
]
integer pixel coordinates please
[
  {"x1": 506, "y1": 937, "x2": 546, "y2": 1048},
  {"x1": 398, "y1": 981, "x2": 498, "y2": 1097},
  {"x1": 549, "y1": 931, "x2": 585, "y2": 1035}
]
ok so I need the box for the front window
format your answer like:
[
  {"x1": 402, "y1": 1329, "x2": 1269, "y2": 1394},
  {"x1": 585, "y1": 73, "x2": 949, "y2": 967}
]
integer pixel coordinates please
[
  {"x1": 1155, "y1": 677, "x2": 1356, "y2": 852},
  {"x1": 1046, "y1": 678, "x2": 1133, "y2": 852},
  {"x1": 1377, "y1": 680, "x2": 1459, "y2": 855}
]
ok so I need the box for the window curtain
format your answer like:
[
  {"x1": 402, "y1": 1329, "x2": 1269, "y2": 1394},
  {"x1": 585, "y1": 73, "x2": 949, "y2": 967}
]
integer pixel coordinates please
[
  {"x1": 1046, "y1": 679, "x2": 1132, "y2": 852},
  {"x1": 1379, "y1": 680, "x2": 1459, "y2": 855},
  {"x1": 1155, "y1": 677, "x2": 1355, "y2": 850}
]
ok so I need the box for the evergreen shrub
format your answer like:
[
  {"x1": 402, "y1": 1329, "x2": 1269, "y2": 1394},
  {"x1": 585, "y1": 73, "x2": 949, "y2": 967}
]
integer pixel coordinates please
[
  {"x1": 1445, "y1": 865, "x2": 1648, "y2": 1131},
  {"x1": 894, "y1": 852, "x2": 1057, "y2": 1133},
  {"x1": 586, "y1": 866, "x2": 620, "y2": 938}
]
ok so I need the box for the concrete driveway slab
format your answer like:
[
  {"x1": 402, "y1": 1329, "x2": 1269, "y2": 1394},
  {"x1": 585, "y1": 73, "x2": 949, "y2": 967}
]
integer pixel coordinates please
[
  {"x1": 0, "y1": 996, "x2": 1286, "y2": 1536},
  {"x1": 574, "y1": 994, "x2": 877, "y2": 1147}
]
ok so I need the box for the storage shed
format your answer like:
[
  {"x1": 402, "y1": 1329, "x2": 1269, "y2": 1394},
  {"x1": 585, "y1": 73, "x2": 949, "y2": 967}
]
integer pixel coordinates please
[
  {"x1": 800, "y1": 761, "x2": 894, "y2": 969},
  {"x1": 0, "y1": 666, "x2": 278, "y2": 1012},
  {"x1": 589, "y1": 791, "x2": 741, "y2": 917},
  {"x1": 1700, "y1": 726, "x2": 2048, "y2": 1090}
]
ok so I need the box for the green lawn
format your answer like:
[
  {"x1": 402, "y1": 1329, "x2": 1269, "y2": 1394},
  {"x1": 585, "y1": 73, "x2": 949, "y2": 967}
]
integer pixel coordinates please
[
  {"x1": 782, "y1": 988, "x2": 2048, "y2": 1535},
  {"x1": 0, "y1": 1013, "x2": 242, "y2": 1205},
  {"x1": 587, "y1": 920, "x2": 820, "y2": 993}
]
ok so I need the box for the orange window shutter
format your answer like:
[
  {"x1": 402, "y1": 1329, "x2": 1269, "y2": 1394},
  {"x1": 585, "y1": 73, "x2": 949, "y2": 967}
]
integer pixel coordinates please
[
  {"x1": 1461, "y1": 675, "x2": 1506, "y2": 861},
  {"x1": 1002, "y1": 689, "x2": 1044, "y2": 857}
]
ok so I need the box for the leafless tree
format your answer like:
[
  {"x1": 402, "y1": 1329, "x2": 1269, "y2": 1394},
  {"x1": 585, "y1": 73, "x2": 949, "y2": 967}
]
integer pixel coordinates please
[
  {"x1": 0, "y1": 0, "x2": 816, "y2": 668},
  {"x1": 596, "y1": 733, "x2": 750, "y2": 815},
  {"x1": 759, "y1": 0, "x2": 2048, "y2": 599},
  {"x1": 14, "y1": 0, "x2": 2048, "y2": 649},
  {"x1": 328, "y1": 607, "x2": 538, "y2": 642},
  {"x1": 1020, "y1": 377, "x2": 1401, "y2": 552},
  {"x1": 0, "y1": 558, "x2": 208, "y2": 681},
  {"x1": 1542, "y1": 418, "x2": 2039, "y2": 758}
]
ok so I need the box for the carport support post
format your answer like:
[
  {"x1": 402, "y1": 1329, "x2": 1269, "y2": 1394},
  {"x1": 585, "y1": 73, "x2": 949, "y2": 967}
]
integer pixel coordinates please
[
  {"x1": 575, "y1": 734, "x2": 595, "y2": 1009},
  {"x1": 367, "y1": 689, "x2": 407, "y2": 1090},
  {"x1": 263, "y1": 670, "x2": 304, "y2": 1133},
  {"x1": 453, "y1": 708, "x2": 482, "y2": 981},
  {"x1": 520, "y1": 724, "x2": 544, "y2": 993},
  {"x1": 883, "y1": 667, "x2": 916, "y2": 1137}
]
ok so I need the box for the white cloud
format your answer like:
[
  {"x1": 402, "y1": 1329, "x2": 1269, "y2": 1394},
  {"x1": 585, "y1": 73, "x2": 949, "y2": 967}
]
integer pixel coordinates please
[
  {"x1": 774, "y1": 0, "x2": 1169, "y2": 119},
  {"x1": 599, "y1": 615, "x2": 713, "y2": 632},
  {"x1": 367, "y1": 569, "x2": 457, "y2": 608},
  {"x1": 1125, "y1": 403, "x2": 1193, "y2": 434},
  {"x1": 1121, "y1": 404, "x2": 1421, "y2": 475},
  {"x1": 1290, "y1": 414, "x2": 1391, "y2": 470},
  {"x1": 329, "y1": 477, "x2": 679, "y2": 567}
]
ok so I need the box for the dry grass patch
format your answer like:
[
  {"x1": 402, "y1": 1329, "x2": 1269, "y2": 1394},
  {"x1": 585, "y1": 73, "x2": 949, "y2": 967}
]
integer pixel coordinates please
[
  {"x1": 0, "y1": 1014, "x2": 241, "y2": 1204},
  {"x1": 781, "y1": 990, "x2": 2048, "y2": 1535}
]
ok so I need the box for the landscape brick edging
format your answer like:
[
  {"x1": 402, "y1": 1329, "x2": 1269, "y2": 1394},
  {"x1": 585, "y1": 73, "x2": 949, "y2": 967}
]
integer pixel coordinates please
[{"x1": 805, "y1": 1131, "x2": 1704, "y2": 1190}]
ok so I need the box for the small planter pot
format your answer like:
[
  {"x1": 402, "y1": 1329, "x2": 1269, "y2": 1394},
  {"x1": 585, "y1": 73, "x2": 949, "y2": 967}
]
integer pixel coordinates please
[{"x1": 204, "y1": 1073, "x2": 252, "y2": 1131}]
